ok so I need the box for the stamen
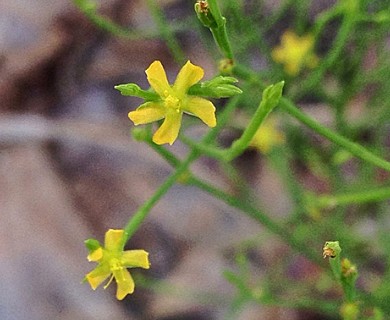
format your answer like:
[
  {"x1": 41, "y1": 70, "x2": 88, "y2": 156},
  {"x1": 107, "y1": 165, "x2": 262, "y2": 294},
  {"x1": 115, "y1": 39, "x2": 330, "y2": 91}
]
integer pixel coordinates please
[{"x1": 103, "y1": 274, "x2": 115, "y2": 289}]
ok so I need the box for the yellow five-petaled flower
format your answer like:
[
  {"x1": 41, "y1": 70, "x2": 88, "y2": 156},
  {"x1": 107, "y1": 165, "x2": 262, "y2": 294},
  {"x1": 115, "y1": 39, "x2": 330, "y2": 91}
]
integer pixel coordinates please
[
  {"x1": 85, "y1": 229, "x2": 150, "y2": 300},
  {"x1": 128, "y1": 60, "x2": 217, "y2": 145},
  {"x1": 272, "y1": 30, "x2": 319, "y2": 76}
]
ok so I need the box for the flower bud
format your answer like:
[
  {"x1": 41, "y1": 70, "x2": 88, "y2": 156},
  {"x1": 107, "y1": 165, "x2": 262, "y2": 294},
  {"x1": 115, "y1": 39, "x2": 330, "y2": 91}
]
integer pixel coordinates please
[
  {"x1": 323, "y1": 241, "x2": 341, "y2": 258},
  {"x1": 115, "y1": 83, "x2": 159, "y2": 100},
  {"x1": 261, "y1": 81, "x2": 285, "y2": 113},
  {"x1": 194, "y1": 1, "x2": 217, "y2": 29},
  {"x1": 340, "y1": 302, "x2": 359, "y2": 320},
  {"x1": 188, "y1": 76, "x2": 242, "y2": 98}
]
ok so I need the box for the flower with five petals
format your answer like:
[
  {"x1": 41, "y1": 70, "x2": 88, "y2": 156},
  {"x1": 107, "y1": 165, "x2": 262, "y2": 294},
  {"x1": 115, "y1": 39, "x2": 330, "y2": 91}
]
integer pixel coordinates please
[
  {"x1": 128, "y1": 60, "x2": 217, "y2": 145},
  {"x1": 85, "y1": 229, "x2": 150, "y2": 300},
  {"x1": 272, "y1": 30, "x2": 319, "y2": 76}
]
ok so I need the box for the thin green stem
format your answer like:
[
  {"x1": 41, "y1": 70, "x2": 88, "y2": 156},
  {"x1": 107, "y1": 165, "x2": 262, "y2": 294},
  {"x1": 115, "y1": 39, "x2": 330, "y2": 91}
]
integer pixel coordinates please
[
  {"x1": 189, "y1": 176, "x2": 322, "y2": 265},
  {"x1": 73, "y1": 0, "x2": 154, "y2": 39},
  {"x1": 280, "y1": 97, "x2": 390, "y2": 172},
  {"x1": 294, "y1": 5, "x2": 356, "y2": 99},
  {"x1": 145, "y1": 0, "x2": 186, "y2": 64},
  {"x1": 182, "y1": 81, "x2": 284, "y2": 162},
  {"x1": 200, "y1": 0, "x2": 234, "y2": 60},
  {"x1": 224, "y1": 81, "x2": 284, "y2": 160},
  {"x1": 316, "y1": 186, "x2": 390, "y2": 208},
  {"x1": 123, "y1": 97, "x2": 239, "y2": 242},
  {"x1": 233, "y1": 63, "x2": 390, "y2": 172}
]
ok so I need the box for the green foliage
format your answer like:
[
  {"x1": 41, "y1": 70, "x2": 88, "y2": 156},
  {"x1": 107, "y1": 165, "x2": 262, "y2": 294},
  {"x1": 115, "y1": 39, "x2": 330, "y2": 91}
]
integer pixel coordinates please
[{"x1": 76, "y1": 0, "x2": 390, "y2": 317}]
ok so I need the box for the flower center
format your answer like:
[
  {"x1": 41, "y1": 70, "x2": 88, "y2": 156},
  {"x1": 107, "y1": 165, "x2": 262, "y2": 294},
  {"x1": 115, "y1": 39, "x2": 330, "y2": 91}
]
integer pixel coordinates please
[
  {"x1": 109, "y1": 258, "x2": 123, "y2": 272},
  {"x1": 164, "y1": 94, "x2": 181, "y2": 113}
]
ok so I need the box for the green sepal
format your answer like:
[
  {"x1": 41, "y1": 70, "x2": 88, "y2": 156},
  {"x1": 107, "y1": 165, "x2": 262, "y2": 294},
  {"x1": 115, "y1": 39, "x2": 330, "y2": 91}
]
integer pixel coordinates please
[
  {"x1": 84, "y1": 238, "x2": 101, "y2": 253},
  {"x1": 114, "y1": 83, "x2": 160, "y2": 101},
  {"x1": 188, "y1": 76, "x2": 242, "y2": 98}
]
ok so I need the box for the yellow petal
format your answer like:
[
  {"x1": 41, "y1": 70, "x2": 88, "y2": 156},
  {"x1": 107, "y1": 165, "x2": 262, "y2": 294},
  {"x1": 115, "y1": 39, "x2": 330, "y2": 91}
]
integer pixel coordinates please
[
  {"x1": 104, "y1": 229, "x2": 124, "y2": 252},
  {"x1": 173, "y1": 61, "x2": 204, "y2": 96},
  {"x1": 184, "y1": 97, "x2": 216, "y2": 127},
  {"x1": 87, "y1": 247, "x2": 103, "y2": 262},
  {"x1": 152, "y1": 112, "x2": 182, "y2": 145},
  {"x1": 128, "y1": 102, "x2": 165, "y2": 125},
  {"x1": 145, "y1": 60, "x2": 172, "y2": 97},
  {"x1": 282, "y1": 30, "x2": 296, "y2": 47},
  {"x1": 86, "y1": 265, "x2": 111, "y2": 290},
  {"x1": 122, "y1": 250, "x2": 150, "y2": 269},
  {"x1": 271, "y1": 47, "x2": 285, "y2": 63},
  {"x1": 114, "y1": 269, "x2": 135, "y2": 300}
]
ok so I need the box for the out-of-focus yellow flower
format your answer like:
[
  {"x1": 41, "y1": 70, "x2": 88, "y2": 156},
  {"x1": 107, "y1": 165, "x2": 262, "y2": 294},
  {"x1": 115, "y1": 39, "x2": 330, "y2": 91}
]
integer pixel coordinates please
[
  {"x1": 272, "y1": 30, "x2": 319, "y2": 76},
  {"x1": 85, "y1": 229, "x2": 150, "y2": 300},
  {"x1": 128, "y1": 60, "x2": 216, "y2": 145},
  {"x1": 249, "y1": 117, "x2": 284, "y2": 154}
]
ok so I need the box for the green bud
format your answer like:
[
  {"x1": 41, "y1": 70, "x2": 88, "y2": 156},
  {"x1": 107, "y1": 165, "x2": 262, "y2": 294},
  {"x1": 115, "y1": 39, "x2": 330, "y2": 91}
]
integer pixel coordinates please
[
  {"x1": 219, "y1": 58, "x2": 234, "y2": 74},
  {"x1": 340, "y1": 302, "x2": 359, "y2": 320},
  {"x1": 341, "y1": 258, "x2": 358, "y2": 301},
  {"x1": 114, "y1": 83, "x2": 159, "y2": 101},
  {"x1": 323, "y1": 241, "x2": 341, "y2": 258},
  {"x1": 194, "y1": 1, "x2": 217, "y2": 29},
  {"x1": 188, "y1": 76, "x2": 242, "y2": 98},
  {"x1": 84, "y1": 238, "x2": 101, "y2": 253},
  {"x1": 258, "y1": 81, "x2": 284, "y2": 114}
]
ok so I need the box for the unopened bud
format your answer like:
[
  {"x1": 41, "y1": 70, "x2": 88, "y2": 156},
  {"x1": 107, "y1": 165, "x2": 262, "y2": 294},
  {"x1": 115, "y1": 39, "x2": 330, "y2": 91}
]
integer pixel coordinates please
[
  {"x1": 218, "y1": 58, "x2": 234, "y2": 74},
  {"x1": 323, "y1": 241, "x2": 341, "y2": 259},
  {"x1": 115, "y1": 83, "x2": 159, "y2": 100},
  {"x1": 194, "y1": 1, "x2": 217, "y2": 28},
  {"x1": 188, "y1": 75, "x2": 242, "y2": 98},
  {"x1": 340, "y1": 302, "x2": 359, "y2": 320}
]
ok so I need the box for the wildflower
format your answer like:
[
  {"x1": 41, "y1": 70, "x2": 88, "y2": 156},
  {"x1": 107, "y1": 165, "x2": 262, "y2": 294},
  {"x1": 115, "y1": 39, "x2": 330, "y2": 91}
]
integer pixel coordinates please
[
  {"x1": 249, "y1": 117, "x2": 284, "y2": 154},
  {"x1": 272, "y1": 30, "x2": 319, "y2": 76},
  {"x1": 85, "y1": 229, "x2": 150, "y2": 300},
  {"x1": 128, "y1": 60, "x2": 216, "y2": 145}
]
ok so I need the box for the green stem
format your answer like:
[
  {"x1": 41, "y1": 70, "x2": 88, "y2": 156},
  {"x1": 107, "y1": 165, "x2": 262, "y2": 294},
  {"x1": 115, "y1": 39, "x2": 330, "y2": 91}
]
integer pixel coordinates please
[
  {"x1": 224, "y1": 81, "x2": 284, "y2": 161},
  {"x1": 145, "y1": 0, "x2": 186, "y2": 64},
  {"x1": 233, "y1": 63, "x2": 390, "y2": 172},
  {"x1": 73, "y1": 0, "x2": 153, "y2": 39},
  {"x1": 317, "y1": 186, "x2": 390, "y2": 208},
  {"x1": 123, "y1": 150, "x2": 198, "y2": 241},
  {"x1": 280, "y1": 98, "x2": 390, "y2": 172},
  {"x1": 182, "y1": 81, "x2": 284, "y2": 162},
  {"x1": 123, "y1": 96, "x2": 239, "y2": 242},
  {"x1": 201, "y1": 0, "x2": 234, "y2": 60},
  {"x1": 294, "y1": 5, "x2": 356, "y2": 99},
  {"x1": 189, "y1": 176, "x2": 322, "y2": 265}
]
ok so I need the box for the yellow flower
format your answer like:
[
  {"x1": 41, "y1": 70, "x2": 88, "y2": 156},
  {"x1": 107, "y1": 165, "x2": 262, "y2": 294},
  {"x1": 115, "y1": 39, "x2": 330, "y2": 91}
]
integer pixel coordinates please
[
  {"x1": 128, "y1": 60, "x2": 216, "y2": 145},
  {"x1": 272, "y1": 30, "x2": 319, "y2": 76},
  {"x1": 249, "y1": 117, "x2": 284, "y2": 154},
  {"x1": 85, "y1": 229, "x2": 150, "y2": 300}
]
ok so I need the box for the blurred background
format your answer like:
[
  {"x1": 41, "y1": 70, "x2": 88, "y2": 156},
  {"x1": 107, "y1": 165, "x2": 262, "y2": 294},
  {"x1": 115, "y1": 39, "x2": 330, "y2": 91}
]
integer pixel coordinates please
[{"x1": 1, "y1": 0, "x2": 389, "y2": 319}]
